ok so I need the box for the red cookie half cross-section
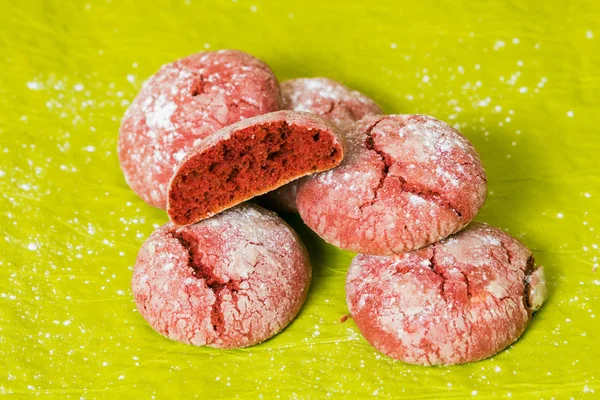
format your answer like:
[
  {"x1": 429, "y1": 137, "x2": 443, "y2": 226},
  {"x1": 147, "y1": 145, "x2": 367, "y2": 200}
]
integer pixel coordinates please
[{"x1": 167, "y1": 110, "x2": 345, "y2": 226}]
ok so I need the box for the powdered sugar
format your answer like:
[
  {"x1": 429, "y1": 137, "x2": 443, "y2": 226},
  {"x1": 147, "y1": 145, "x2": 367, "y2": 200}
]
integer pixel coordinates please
[
  {"x1": 143, "y1": 94, "x2": 176, "y2": 131},
  {"x1": 281, "y1": 77, "x2": 382, "y2": 127}
]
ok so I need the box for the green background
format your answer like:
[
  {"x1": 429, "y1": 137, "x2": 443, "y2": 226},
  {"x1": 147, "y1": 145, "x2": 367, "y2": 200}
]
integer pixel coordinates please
[{"x1": 1, "y1": 0, "x2": 599, "y2": 398}]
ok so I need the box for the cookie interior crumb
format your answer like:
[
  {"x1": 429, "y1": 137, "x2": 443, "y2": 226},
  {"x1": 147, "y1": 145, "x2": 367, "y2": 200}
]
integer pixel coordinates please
[{"x1": 168, "y1": 117, "x2": 343, "y2": 225}]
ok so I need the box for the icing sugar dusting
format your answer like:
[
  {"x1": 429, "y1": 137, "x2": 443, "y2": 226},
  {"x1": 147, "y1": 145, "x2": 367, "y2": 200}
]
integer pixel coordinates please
[
  {"x1": 144, "y1": 94, "x2": 176, "y2": 130},
  {"x1": 282, "y1": 77, "x2": 382, "y2": 126},
  {"x1": 302, "y1": 79, "x2": 343, "y2": 101},
  {"x1": 409, "y1": 194, "x2": 428, "y2": 205}
]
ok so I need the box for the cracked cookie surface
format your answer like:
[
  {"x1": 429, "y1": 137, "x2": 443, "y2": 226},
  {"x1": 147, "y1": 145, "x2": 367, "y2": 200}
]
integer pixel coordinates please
[
  {"x1": 281, "y1": 77, "x2": 382, "y2": 128},
  {"x1": 264, "y1": 78, "x2": 382, "y2": 213},
  {"x1": 297, "y1": 114, "x2": 487, "y2": 255},
  {"x1": 118, "y1": 50, "x2": 282, "y2": 209},
  {"x1": 346, "y1": 222, "x2": 547, "y2": 365},
  {"x1": 131, "y1": 203, "x2": 311, "y2": 348}
]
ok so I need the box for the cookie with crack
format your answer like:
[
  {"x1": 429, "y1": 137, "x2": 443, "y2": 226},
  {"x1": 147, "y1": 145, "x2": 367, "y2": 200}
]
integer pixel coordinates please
[
  {"x1": 297, "y1": 114, "x2": 487, "y2": 255},
  {"x1": 346, "y1": 222, "x2": 548, "y2": 365},
  {"x1": 263, "y1": 77, "x2": 382, "y2": 213},
  {"x1": 131, "y1": 203, "x2": 311, "y2": 348},
  {"x1": 119, "y1": 50, "x2": 282, "y2": 209},
  {"x1": 281, "y1": 77, "x2": 382, "y2": 128}
]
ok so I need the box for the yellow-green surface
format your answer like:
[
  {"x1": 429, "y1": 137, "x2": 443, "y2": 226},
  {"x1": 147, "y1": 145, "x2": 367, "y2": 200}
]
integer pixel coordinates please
[{"x1": 1, "y1": 0, "x2": 599, "y2": 398}]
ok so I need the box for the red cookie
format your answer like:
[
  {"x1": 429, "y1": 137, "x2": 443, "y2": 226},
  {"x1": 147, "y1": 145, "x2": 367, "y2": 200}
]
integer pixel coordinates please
[
  {"x1": 131, "y1": 203, "x2": 311, "y2": 349},
  {"x1": 346, "y1": 222, "x2": 547, "y2": 366},
  {"x1": 282, "y1": 77, "x2": 382, "y2": 127},
  {"x1": 265, "y1": 78, "x2": 383, "y2": 212},
  {"x1": 167, "y1": 110, "x2": 345, "y2": 226},
  {"x1": 118, "y1": 50, "x2": 281, "y2": 209},
  {"x1": 297, "y1": 114, "x2": 487, "y2": 255}
]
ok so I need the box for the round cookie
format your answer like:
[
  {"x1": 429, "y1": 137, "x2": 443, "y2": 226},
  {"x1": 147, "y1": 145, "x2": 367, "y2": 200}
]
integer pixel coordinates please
[
  {"x1": 131, "y1": 203, "x2": 311, "y2": 348},
  {"x1": 346, "y1": 222, "x2": 548, "y2": 366},
  {"x1": 119, "y1": 50, "x2": 282, "y2": 209},
  {"x1": 297, "y1": 114, "x2": 487, "y2": 255},
  {"x1": 282, "y1": 77, "x2": 382, "y2": 127},
  {"x1": 264, "y1": 78, "x2": 382, "y2": 213}
]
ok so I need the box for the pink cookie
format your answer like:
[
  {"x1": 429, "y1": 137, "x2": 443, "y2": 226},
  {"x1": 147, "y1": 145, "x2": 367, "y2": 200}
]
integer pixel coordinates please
[
  {"x1": 265, "y1": 78, "x2": 383, "y2": 212},
  {"x1": 346, "y1": 222, "x2": 547, "y2": 366},
  {"x1": 297, "y1": 114, "x2": 487, "y2": 255},
  {"x1": 131, "y1": 203, "x2": 311, "y2": 348},
  {"x1": 167, "y1": 110, "x2": 344, "y2": 226},
  {"x1": 282, "y1": 77, "x2": 382, "y2": 127},
  {"x1": 118, "y1": 50, "x2": 281, "y2": 209}
]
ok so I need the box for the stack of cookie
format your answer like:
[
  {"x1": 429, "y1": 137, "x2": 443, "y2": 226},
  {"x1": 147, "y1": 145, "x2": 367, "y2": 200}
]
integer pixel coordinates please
[{"x1": 119, "y1": 50, "x2": 547, "y2": 365}]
